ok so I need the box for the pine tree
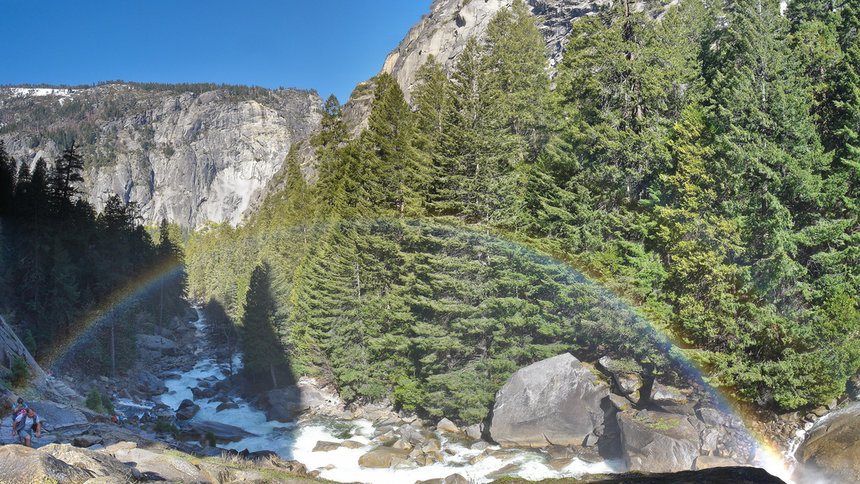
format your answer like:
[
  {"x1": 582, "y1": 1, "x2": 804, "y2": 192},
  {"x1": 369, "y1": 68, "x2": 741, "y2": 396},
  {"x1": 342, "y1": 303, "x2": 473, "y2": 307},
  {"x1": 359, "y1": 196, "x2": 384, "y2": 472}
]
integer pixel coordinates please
[
  {"x1": 242, "y1": 263, "x2": 292, "y2": 390},
  {"x1": 50, "y1": 142, "x2": 85, "y2": 211},
  {"x1": 361, "y1": 73, "x2": 427, "y2": 216}
]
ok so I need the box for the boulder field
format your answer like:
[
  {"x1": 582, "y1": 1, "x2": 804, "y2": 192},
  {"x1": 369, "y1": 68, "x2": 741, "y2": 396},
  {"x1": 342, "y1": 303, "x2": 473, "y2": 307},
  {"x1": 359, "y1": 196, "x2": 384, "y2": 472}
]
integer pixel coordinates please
[{"x1": 488, "y1": 353, "x2": 756, "y2": 472}]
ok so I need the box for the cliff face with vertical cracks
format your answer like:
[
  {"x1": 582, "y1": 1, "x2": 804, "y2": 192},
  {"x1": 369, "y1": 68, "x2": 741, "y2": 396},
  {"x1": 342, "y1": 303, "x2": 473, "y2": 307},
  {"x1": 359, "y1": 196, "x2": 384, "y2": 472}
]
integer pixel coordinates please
[{"x1": 0, "y1": 84, "x2": 322, "y2": 227}]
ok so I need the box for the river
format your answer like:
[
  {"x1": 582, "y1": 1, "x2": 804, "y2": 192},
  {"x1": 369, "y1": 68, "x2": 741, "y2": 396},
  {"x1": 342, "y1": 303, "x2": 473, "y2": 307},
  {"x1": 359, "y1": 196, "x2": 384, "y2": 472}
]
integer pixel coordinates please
[{"x1": 116, "y1": 309, "x2": 620, "y2": 484}]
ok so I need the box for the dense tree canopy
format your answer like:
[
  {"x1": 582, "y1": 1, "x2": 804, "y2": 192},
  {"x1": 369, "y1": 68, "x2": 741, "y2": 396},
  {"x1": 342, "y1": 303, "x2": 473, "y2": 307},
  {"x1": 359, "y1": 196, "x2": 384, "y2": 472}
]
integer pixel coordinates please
[{"x1": 184, "y1": 0, "x2": 859, "y2": 419}]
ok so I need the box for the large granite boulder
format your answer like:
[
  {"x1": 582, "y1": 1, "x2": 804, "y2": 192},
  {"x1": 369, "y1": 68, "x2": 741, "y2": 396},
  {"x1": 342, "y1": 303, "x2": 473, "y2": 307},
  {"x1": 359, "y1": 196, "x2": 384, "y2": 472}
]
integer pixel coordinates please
[
  {"x1": 617, "y1": 409, "x2": 700, "y2": 473},
  {"x1": 597, "y1": 356, "x2": 643, "y2": 401},
  {"x1": 135, "y1": 370, "x2": 167, "y2": 396},
  {"x1": 796, "y1": 401, "x2": 860, "y2": 483},
  {"x1": 0, "y1": 444, "x2": 93, "y2": 483},
  {"x1": 489, "y1": 353, "x2": 609, "y2": 447},
  {"x1": 136, "y1": 334, "x2": 180, "y2": 356},
  {"x1": 109, "y1": 446, "x2": 209, "y2": 482},
  {"x1": 179, "y1": 420, "x2": 256, "y2": 443},
  {"x1": 358, "y1": 447, "x2": 411, "y2": 468},
  {"x1": 40, "y1": 443, "x2": 135, "y2": 480},
  {"x1": 175, "y1": 399, "x2": 200, "y2": 420}
]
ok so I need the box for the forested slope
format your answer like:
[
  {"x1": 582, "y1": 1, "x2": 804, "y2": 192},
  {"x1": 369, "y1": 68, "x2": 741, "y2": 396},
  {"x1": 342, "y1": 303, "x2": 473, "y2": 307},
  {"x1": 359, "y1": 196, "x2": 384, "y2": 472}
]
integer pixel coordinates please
[
  {"x1": 186, "y1": 0, "x2": 860, "y2": 422},
  {"x1": 0, "y1": 142, "x2": 186, "y2": 378}
]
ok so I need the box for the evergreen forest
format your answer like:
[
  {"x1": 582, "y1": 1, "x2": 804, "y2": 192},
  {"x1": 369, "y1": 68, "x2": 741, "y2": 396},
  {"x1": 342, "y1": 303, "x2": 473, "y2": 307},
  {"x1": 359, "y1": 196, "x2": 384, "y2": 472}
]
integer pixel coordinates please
[
  {"x1": 186, "y1": 0, "x2": 860, "y2": 423},
  {"x1": 0, "y1": 141, "x2": 186, "y2": 379}
]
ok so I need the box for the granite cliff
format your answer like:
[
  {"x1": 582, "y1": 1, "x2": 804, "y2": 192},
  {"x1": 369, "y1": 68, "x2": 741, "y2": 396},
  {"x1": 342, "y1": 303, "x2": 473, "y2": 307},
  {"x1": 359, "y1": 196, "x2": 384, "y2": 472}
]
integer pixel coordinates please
[{"x1": 0, "y1": 84, "x2": 322, "y2": 227}]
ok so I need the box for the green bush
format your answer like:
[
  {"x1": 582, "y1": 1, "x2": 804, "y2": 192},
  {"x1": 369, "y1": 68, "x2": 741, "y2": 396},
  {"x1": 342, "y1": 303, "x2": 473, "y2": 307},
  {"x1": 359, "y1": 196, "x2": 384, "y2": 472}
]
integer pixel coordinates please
[
  {"x1": 9, "y1": 356, "x2": 28, "y2": 386},
  {"x1": 85, "y1": 387, "x2": 110, "y2": 413},
  {"x1": 155, "y1": 420, "x2": 179, "y2": 436}
]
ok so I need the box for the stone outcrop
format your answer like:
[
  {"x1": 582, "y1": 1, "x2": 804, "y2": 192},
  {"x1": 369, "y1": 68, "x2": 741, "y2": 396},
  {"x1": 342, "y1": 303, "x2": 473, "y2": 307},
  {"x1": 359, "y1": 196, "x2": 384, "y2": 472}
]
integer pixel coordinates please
[
  {"x1": 616, "y1": 409, "x2": 700, "y2": 473},
  {"x1": 489, "y1": 353, "x2": 609, "y2": 447},
  {"x1": 379, "y1": 0, "x2": 607, "y2": 101},
  {"x1": 0, "y1": 314, "x2": 48, "y2": 393},
  {"x1": 0, "y1": 444, "x2": 94, "y2": 483},
  {"x1": 179, "y1": 420, "x2": 256, "y2": 443},
  {"x1": 135, "y1": 370, "x2": 167, "y2": 396},
  {"x1": 0, "y1": 84, "x2": 323, "y2": 227},
  {"x1": 40, "y1": 443, "x2": 136, "y2": 481},
  {"x1": 795, "y1": 401, "x2": 860, "y2": 483},
  {"x1": 28, "y1": 400, "x2": 89, "y2": 433}
]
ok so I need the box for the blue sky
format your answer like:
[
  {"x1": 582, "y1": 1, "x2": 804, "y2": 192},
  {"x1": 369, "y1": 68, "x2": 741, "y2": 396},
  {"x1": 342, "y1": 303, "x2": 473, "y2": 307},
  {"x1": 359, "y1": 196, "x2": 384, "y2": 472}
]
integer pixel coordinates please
[{"x1": 1, "y1": 1, "x2": 430, "y2": 102}]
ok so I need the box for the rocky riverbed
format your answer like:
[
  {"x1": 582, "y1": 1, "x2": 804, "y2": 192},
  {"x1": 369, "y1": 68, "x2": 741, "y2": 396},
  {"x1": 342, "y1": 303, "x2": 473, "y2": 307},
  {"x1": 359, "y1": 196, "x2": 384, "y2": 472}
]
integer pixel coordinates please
[{"x1": 2, "y1": 305, "x2": 858, "y2": 483}]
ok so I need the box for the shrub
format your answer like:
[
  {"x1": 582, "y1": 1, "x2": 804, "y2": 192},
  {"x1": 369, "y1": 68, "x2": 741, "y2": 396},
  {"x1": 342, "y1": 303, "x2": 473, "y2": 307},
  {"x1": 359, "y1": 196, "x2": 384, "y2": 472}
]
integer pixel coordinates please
[
  {"x1": 9, "y1": 356, "x2": 28, "y2": 386},
  {"x1": 155, "y1": 420, "x2": 179, "y2": 436},
  {"x1": 85, "y1": 387, "x2": 109, "y2": 413}
]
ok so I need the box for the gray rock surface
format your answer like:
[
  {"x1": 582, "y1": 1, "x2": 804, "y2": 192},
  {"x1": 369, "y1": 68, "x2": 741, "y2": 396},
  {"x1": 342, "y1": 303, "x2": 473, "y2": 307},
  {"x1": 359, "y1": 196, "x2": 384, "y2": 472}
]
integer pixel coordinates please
[
  {"x1": 175, "y1": 399, "x2": 199, "y2": 420},
  {"x1": 28, "y1": 400, "x2": 89, "y2": 433},
  {"x1": 40, "y1": 443, "x2": 134, "y2": 480},
  {"x1": 135, "y1": 370, "x2": 167, "y2": 396},
  {"x1": 796, "y1": 401, "x2": 860, "y2": 483},
  {"x1": 137, "y1": 334, "x2": 180, "y2": 356},
  {"x1": 379, "y1": 0, "x2": 606, "y2": 101},
  {"x1": 180, "y1": 420, "x2": 256, "y2": 443},
  {"x1": 489, "y1": 353, "x2": 609, "y2": 447},
  {"x1": 0, "y1": 84, "x2": 323, "y2": 228},
  {"x1": 358, "y1": 447, "x2": 411, "y2": 468},
  {"x1": 109, "y1": 446, "x2": 209, "y2": 482},
  {"x1": 0, "y1": 444, "x2": 93, "y2": 483},
  {"x1": 617, "y1": 409, "x2": 700, "y2": 473}
]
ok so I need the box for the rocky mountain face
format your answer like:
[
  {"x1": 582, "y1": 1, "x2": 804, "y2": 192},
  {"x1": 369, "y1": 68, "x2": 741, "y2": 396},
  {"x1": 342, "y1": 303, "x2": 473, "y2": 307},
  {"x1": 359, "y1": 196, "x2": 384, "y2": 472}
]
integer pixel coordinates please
[
  {"x1": 0, "y1": 84, "x2": 322, "y2": 227},
  {"x1": 379, "y1": 0, "x2": 606, "y2": 100}
]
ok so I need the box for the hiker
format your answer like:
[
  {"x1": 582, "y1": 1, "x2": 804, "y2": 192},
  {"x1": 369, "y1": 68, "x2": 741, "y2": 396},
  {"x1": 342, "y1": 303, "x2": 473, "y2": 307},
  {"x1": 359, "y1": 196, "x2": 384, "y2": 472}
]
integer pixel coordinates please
[
  {"x1": 12, "y1": 407, "x2": 41, "y2": 447},
  {"x1": 10, "y1": 397, "x2": 27, "y2": 417}
]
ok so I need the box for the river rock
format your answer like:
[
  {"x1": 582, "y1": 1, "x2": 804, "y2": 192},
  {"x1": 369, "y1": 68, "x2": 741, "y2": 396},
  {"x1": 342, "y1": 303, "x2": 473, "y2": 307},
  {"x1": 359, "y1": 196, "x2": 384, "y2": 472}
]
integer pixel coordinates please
[
  {"x1": 180, "y1": 420, "x2": 256, "y2": 443},
  {"x1": 358, "y1": 447, "x2": 411, "y2": 468},
  {"x1": 0, "y1": 444, "x2": 94, "y2": 483},
  {"x1": 796, "y1": 401, "x2": 860, "y2": 483},
  {"x1": 463, "y1": 424, "x2": 481, "y2": 441},
  {"x1": 489, "y1": 353, "x2": 609, "y2": 447},
  {"x1": 417, "y1": 474, "x2": 469, "y2": 484},
  {"x1": 341, "y1": 440, "x2": 365, "y2": 449},
  {"x1": 617, "y1": 409, "x2": 700, "y2": 472},
  {"x1": 216, "y1": 401, "x2": 240, "y2": 412},
  {"x1": 135, "y1": 370, "x2": 167, "y2": 396},
  {"x1": 313, "y1": 441, "x2": 341, "y2": 452},
  {"x1": 137, "y1": 334, "x2": 180, "y2": 356},
  {"x1": 175, "y1": 399, "x2": 200, "y2": 420},
  {"x1": 436, "y1": 418, "x2": 460, "y2": 433},
  {"x1": 72, "y1": 435, "x2": 103, "y2": 448},
  {"x1": 190, "y1": 385, "x2": 217, "y2": 400},
  {"x1": 597, "y1": 356, "x2": 643, "y2": 399},
  {"x1": 650, "y1": 382, "x2": 688, "y2": 406},
  {"x1": 398, "y1": 423, "x2": 430, "y2": 445}
]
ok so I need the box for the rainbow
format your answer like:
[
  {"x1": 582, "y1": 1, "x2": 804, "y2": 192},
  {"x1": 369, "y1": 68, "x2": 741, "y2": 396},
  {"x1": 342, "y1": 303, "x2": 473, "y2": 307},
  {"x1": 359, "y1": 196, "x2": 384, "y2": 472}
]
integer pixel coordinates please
[
  {"x1": 28, "y1": 218, "x2": 800, "y2": 482},
  {"x1": 38, "y1": 258, "x2": 185, "y2": 372}
]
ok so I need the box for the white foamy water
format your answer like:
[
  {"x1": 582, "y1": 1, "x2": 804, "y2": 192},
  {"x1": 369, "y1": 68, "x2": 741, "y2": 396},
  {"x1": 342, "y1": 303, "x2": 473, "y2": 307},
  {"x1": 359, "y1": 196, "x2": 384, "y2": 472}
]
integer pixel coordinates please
[
  {"x1": 154, "y1": 353, "x2": 618, "y2": 483},
  {"x1": 122, "y1": 309, "x2": 802, "y2": 484},
  {"x1": 122, "y1": 309, "x2": 621, "y2": 483}
]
